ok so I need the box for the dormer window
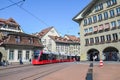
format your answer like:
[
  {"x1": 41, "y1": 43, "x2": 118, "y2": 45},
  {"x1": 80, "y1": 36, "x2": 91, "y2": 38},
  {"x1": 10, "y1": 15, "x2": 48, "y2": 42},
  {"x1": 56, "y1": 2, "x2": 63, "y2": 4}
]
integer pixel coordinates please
[
  {"x1": 29, "y1": 38, "x2": 33, "y2": 44},
  {"x1": 15, "y1": 36, "x2": 21, "y2": 43},
  {"x1": 0, "y1": 22, "x2": 5, "y2": 28}
]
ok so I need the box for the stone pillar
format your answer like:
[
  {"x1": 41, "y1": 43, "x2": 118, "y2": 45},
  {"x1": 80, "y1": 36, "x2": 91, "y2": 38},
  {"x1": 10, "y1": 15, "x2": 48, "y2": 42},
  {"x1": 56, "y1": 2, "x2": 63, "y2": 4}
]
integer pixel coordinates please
[
  {"x1": 117, "y1": 51, "x2": 120, "y2": 61},
  {"x1": 99, "y1": 50, "x2": 105, "y2": 60}
]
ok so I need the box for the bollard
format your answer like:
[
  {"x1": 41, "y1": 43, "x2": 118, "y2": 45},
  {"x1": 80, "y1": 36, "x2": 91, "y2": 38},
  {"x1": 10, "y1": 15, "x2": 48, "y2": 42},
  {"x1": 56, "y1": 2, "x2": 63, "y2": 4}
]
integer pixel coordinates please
[
  {"x1": 86, "y1": 68, "x2": 93, "y2": 80},
  {"x1": 89, "y1": 63, "x2": 93, "y2": 67}
]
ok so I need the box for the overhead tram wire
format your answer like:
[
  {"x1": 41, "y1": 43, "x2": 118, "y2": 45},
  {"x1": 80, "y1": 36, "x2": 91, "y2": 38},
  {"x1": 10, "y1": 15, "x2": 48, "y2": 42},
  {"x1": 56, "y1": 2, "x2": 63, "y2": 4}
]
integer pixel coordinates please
[
  {"x1": 8, "y1": 0, "x2": 49, "y2": 27},
  {"x1": 0, "y1": 0, "x2": 24, "y2": 11}
]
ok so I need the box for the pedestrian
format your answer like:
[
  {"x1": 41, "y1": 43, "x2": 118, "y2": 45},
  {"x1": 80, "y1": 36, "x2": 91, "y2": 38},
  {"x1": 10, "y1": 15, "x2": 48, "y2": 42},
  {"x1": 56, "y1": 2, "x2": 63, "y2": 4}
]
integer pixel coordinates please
[
  {"x1": 3, "y1": 60, "x2": 7, "y2": 66},
  {"x1": 19, "y1": 57, "x2": 23, "y2": 65},
  {"x1": 29, "y1": 58, "x2": 31, "y2": 64}
]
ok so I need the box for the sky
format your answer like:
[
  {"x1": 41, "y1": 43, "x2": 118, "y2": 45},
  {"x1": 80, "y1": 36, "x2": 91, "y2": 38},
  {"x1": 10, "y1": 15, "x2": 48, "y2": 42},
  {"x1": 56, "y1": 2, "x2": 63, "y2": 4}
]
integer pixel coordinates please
[{"x1": 0, "y1": 0, "x2": 91, "y2": 37}]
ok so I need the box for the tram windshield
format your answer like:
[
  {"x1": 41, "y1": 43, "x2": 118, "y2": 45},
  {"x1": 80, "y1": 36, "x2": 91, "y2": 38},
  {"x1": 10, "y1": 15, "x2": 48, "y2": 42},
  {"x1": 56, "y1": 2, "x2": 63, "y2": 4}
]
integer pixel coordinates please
[{"x1": 34, "y1": 50, "x2": 40, "y2": 59}]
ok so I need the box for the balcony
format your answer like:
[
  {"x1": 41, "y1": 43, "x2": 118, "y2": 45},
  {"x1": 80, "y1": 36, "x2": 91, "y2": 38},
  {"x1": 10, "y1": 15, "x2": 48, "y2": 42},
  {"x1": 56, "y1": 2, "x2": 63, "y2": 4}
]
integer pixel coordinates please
[
  {"x1": 111, "y1": 27, "x2": 117, "y2": 30},
  {"x1": 112, "y1": 39, "x2": 119, "y2": 43}
]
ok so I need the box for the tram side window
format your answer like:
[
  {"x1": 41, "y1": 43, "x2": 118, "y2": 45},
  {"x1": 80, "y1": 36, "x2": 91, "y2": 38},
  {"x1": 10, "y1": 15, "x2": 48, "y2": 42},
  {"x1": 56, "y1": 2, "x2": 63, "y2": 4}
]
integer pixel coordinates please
[{"x1": 40, "y1": 54, "x2": 48, "y2": 61}]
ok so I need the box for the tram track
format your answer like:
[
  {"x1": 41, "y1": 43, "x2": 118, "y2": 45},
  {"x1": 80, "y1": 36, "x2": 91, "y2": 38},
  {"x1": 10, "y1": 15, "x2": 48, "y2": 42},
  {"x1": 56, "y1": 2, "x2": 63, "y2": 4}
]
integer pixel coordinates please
[
  {"x1": 20, "y1": 63, "x2": 68, "y2": 80},
  {"x1": 0, "y1": 63, "x2": 58, "y2": 77},
  {"x1": 0, "y1": 64, "x2": 31, "y2": 70},
  {"x1": 0, "y1": 63, "x2": 70, "y2": 80}
]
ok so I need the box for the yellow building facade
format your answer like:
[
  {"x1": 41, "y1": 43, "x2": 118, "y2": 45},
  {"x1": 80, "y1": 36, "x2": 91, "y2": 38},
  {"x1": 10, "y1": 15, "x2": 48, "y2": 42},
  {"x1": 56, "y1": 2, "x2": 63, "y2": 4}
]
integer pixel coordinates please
[{"x1": 73, "y1": 0, "x2": 120, "y2": 61}]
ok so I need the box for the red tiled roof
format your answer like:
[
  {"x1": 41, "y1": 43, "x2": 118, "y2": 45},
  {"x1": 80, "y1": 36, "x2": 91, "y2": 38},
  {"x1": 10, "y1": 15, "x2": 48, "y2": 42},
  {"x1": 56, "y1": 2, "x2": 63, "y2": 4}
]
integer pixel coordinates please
[
  {"x1": 0, "y1": 18, "x2": 19, "y2": 26},
  {"x1": 49, "y1": 35, "x2": 80, "y2": 44},
  {"x1": 36, "y1": 27, "x2": 53, "y2": 38},
  {"x1": 65, "y1": 35, "x2": 80, "y2": 42},
  {"x1": 2, "y1": 32, "x2": 44, "y2": 48}
]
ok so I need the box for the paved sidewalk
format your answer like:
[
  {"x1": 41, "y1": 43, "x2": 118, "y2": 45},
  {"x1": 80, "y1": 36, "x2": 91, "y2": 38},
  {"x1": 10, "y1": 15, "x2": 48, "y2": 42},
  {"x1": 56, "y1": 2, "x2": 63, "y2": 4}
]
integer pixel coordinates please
[
  {"x1": 42, "y1": 64, "x2": 89, "y2": 80},
  {"x1": 93, "y1": 63, "x2": 120, "y2": 80},
  {"x1": 0, "y1": 63, "x2": 31, "y2": 70}
]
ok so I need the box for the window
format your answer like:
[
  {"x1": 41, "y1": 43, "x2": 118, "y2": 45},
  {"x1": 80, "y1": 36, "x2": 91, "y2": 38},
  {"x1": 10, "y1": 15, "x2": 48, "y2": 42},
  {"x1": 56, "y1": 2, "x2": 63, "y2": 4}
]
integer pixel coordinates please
[
  {"x1": 100, "y1": 36, "x2": 105, "y2": 43},
  {"x1": 110, "y1": 10, "x2": 115, "y2": 18},
  {"x1": 26, "y1": 51, "x2": 29, "y2": 60},
  {"x1": 111, "y1": 0, "x2": 117, "y2": 4},
  {"x1": 29, "y1": 38, "x2": 33, "y2": 44},
  {"x1": 9, "y1": 50, "x2": 14, "y2": 60},
  {"x1": 111, "y1": 21, "x2": 116, "y2": 28},
  {"x1": 107, "y1": 0, "x2": 117, "y2": 7},
  {"x1": 95, "y1": 37, "x2": 99, "y2": 43},
  {"x1": 15, "y1": 36, "x2": 21, "y2": 43},
  {"x1": 42, "y1": 39, "x2": 46, "y2": 44},
  {"x1": 116, "y1": 7, "x2": 120, "y2": 16},
  {"x1": 104, "y1": 12, "x2": 108, "y2": 20},
  {"x1": 18, "y1": 50, "x2": 22, "y2": 60},
  {"x1": 88, "y1": 18, "x2": 92, "y2": 24},
  {"x1": 117, "y1": 20, "x2": 120, "y2": 27},
  {"x1": 94, "y1": 26, "x2": 98, "y2": 32},
  {"x1": 107, "y1": 0, "x2": 111, "y2": 7},
  {"x1": 93, "y1": 16, "x2": 97, "y2": 23},
  {"x1": 99, "y1": 24, "x2": 104, "y2": 31},
  {"x1": 106, "y1": 34, "x2": 111, "y2": 41},
  {"x1": 0, "y1": 22, "x2": 5, "y2": 27},
  {"x1": 98, "y1": 14, "x2": 102, "y2": 21},
  {"x1": 113, "y1": 33, "x2": 118, "y2": 41},
  {"x1": 85, "y1": 39, "x2": 89, "y2": 45},
  {"x1": 104, "y1": 23, "x2": 110, "y2": 29},
  {"x1": 90, "y1": 38, "x2": 94, "y2": 44},
  {"x1": 89, "y1": 27, "x2": 93, "y2": 33},
  {"x1": 99, "y1": 3, "x2": 103, "y2": 10},
  {"x1": 84, "y1": 29, "x2": 88, "y2": 34},
  {"x1": 95, "y1": 3, "x2": 103, "y2": 11},
  {"x1": 95, "y1": 5, "x2": 99, "y2": 12},
  {"x1": 84, "y1": 19, "x2": 87, "y2": 26}
]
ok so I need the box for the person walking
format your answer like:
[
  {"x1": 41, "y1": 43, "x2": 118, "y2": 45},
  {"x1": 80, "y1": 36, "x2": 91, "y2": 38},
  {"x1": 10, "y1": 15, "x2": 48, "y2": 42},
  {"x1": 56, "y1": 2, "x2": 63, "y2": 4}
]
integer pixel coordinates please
[{"x1": 19, "y1": 57, "x2": 23, "y2": 64}]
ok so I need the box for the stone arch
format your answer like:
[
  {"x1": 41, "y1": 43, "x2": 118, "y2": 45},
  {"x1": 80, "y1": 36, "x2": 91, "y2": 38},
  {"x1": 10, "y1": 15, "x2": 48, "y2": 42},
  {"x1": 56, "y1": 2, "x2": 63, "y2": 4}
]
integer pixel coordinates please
[
  {"x1": 103, "y1": 46, "x2": 119, "y2": 61},
  {"x1": 87, "y1": 48, "x2": 100, "y2": 61}
]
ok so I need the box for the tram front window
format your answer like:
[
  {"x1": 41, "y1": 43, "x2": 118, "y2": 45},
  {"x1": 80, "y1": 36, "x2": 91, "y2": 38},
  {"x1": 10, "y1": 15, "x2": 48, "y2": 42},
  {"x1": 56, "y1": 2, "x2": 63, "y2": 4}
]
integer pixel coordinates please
[{"x1": 34, "y1": 50, "x2": 40, "y2": 59}]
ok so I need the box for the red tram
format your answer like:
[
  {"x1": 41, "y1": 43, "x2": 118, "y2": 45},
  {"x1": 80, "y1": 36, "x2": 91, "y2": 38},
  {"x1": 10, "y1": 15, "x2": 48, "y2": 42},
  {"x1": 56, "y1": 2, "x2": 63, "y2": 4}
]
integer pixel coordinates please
[{"x1": 32, "y1": 50, "x2": 80, "y2": 65}]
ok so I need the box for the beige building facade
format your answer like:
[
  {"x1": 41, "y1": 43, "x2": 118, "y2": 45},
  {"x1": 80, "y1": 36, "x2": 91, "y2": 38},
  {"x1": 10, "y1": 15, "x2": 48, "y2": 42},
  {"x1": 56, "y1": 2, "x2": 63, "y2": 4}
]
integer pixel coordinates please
[
  {"x1": 34, "y1": 27, "x2": 60, "y2": 53},
  {"x1": 0, "y1": 18, "x2": 43, "y2": 64},
  {"x1": 73, "y1": 0, "x2": 120, "y2": 61},
  {"x1": 49, "y1": 35, "x2": 80, "y2": 56},
  {"x1": 35, "y1": 27, "x2": 80, "y2": 57}
]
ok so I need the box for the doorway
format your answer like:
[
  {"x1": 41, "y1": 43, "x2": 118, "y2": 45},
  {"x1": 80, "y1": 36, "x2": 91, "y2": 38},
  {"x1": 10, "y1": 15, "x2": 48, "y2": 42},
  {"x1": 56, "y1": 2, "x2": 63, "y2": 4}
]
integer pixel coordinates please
[{"x1": 87, "y1": 49, "x2": 100, "y2": 61}]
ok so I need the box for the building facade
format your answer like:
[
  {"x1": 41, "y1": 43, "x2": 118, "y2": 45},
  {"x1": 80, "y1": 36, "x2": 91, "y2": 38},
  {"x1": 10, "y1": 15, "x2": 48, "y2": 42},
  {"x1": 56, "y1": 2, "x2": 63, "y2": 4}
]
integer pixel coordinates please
[
  {"x1": 0, "y1": 18, "x2": 43, "y2": 64},
  {"x1": 34, "y1": 27, "x2": 80, "y2": 57},
  {"x1": 34, "y1": 27, "x2": 60, "y2": 53},
  {"x1": 49, "y1": 35, "x2": 80, "y2": 56},
  {"x1": 73, "y1": 0, "x2": 120, "y2": 61}
]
